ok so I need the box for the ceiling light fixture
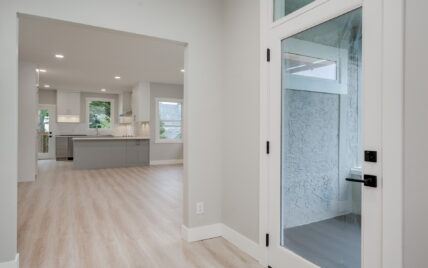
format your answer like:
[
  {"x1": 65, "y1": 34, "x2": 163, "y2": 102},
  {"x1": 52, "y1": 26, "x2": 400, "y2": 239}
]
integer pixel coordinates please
[
  {"x1": 36, "y1": 69, "x2": 47, "y2": 73},
  {"x1": 114, "y1": 76, "x2": 121, "y2": 79},
  {"x1": 180, "y1": 69, "x2": 185, "y2": 73},
  {"x1": 44, "y1": 84, "x2": 50, "y2": 88},
  {"x1": 55, "y1": 54, "x2": 64, "y2": 59},
  {"x1": 100, "y1": 88, "x2": 106, "y2": 92}
]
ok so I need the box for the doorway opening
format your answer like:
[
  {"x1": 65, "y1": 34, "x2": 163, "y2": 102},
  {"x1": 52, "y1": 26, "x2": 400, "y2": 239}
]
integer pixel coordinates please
[{"x1": 17, "y1": 14, "x2": 188, "y2": 267}]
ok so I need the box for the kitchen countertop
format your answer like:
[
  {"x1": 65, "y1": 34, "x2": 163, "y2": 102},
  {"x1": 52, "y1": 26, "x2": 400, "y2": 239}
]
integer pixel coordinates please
[{"x1": 73, "y1": 136, "x2": 150, "y2": 141}]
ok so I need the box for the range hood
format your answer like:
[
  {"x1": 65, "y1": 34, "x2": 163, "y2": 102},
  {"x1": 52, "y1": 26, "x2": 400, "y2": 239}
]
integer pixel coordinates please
[{"x1": 119, "y1": 110, "x2": 132, "y2": 117}]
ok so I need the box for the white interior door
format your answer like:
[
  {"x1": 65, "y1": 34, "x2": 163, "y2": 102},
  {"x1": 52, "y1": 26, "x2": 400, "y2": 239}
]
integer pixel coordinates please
[
  {"x1": 267, "y1": 0, "x2": 382, "y2": 267},
  {"x1": 37, "y1": 105, "x2": 56, "y2": 159}
]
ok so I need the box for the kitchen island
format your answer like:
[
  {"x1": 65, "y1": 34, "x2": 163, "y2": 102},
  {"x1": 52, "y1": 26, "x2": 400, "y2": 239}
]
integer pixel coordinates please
[{"x1": 73, "y1": 136, "x2": 150, "y2": 169}]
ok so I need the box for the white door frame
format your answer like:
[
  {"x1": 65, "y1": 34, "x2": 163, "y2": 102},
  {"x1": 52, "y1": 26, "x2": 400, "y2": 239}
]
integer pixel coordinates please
[
  {"x1": 37, "y1": 104, "x2": 56, "y2": 160},
  {"x1": 258, "y1": 0, "x2": 404, "y2": 267}
]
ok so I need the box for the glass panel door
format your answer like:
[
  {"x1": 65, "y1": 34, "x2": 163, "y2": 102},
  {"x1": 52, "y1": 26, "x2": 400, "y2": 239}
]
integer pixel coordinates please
[
  {"x1": 280, "y1": 8, "x2": 362, "y2": 268},
  {"x1": 273, "y1": 0, "x2": 316, "y2": 21},
  {"x1": 38, "y1": 106, "x2": 56, "y2": 159},
  {"x1": 38, "y1": 109, "x2": 50, "y2": 153}
]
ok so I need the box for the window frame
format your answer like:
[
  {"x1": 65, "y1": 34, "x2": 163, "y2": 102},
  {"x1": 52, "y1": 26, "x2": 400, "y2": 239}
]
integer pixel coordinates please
[
  {"x1": 86, "y1": 97, "x2": 115, "y2": 130},
  {"x1": 155, "y1": 97, "x2": 183, "y2": 144}
]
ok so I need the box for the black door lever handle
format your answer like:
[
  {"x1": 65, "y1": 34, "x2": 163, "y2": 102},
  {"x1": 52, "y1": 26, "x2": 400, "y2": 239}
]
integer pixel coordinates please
[{"x1": 346, "y1": 174, "x2": 377, "y2": 188}]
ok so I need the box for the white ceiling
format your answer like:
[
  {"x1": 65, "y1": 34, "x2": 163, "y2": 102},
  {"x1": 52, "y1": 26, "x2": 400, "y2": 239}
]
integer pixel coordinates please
[{"x1": 19, "y1": 15, "x2": 185, "y2": 93}]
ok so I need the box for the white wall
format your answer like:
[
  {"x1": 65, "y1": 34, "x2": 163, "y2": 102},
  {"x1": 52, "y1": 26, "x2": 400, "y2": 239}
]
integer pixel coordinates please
[
  {"x1": 150, "y1": 83, "x2": 184, "y2": 162},
  {"x1": 222, "y1": 0, "x2": 260, "y2": 242},
  {"x1": 0, "y1": 6, "x2": 19, "y2": 262},
  {"x1": 18, "y1": 61, "x2": 38, "y2": 182},
  {"x1": 403, "y1": 0, "x2": 428, "y2": 266},
  {"x1": 0, "y1": 0, "x2": 224, "y2": 262}
]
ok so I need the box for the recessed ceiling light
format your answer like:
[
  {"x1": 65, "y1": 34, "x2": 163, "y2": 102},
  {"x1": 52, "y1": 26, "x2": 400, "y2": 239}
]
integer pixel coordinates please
[
  {"x1": 114, "y1": 76, "x2": 121, "y2": 80},
  {"x1": 100, "y1": 88, "x2": 106, "y2": 92},
  {"x1": 36, "y1": 69, "x2": 47, "y2": 73},
  {"x1": 44, "y1": 84, "x2": 50, "y2": 88},
  {"x1": 55, "y1": 54, "x2": 64, "y2": 59},
  {"x1": 180, "y1": 69, "x2": 185, "y2": 73}
]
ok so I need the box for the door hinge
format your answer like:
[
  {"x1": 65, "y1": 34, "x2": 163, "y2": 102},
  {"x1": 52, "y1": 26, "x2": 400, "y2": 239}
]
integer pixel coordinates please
[
  {"x1": 266, "y1": 48, "x2": 271, "y2": 62},
  {"x1": 266, "y1": 233, "x2": 270, "y2": 247},
  {"x1": 266, "y1": 141, "x2": 270, "y2": 154}
]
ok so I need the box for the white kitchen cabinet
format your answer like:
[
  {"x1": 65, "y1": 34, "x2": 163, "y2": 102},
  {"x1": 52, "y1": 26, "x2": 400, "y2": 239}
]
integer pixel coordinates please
[
  {"x1": 57, "y1": 90, "x2": 81, "y2": 122},
  {"x1": 132, "y1": 81, "x2": 150, "y2": 122}
]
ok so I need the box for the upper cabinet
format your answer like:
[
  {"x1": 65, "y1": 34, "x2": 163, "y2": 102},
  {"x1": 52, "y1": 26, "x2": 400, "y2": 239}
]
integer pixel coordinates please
[
  {"x1": 118, "y1": 91, "x2": 132, "y2": 124},
  {"x1": 57, "y1": 90, "x2": 80, "y2": 123},
  {"x1": 132, "y1": 81, "x2": 150, "y2": 122}
]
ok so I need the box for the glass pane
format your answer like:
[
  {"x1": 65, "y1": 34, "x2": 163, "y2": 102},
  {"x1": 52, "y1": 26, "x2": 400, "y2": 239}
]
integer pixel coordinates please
[
  {"x1": 160, "y1": 121, "x2": 182, "y2": 140},
  {"x1": 274, "y1": 0, "x2": 316, "y2": 21},
  {"x1": 38, "y1": 109, "x2": 50, "y2": 153},
  {"x1": 89, "y1": 101, "x2": 111, "y2": 128},
  {"x1": 281, "y1": 8, "x2": 362, "y2": 268},
  {"x1": 159, "y1": 101, "x2": 182, "y2": 120},
  {"x1": 284, "y1": 53, "x2": 337, "y2": 80}
]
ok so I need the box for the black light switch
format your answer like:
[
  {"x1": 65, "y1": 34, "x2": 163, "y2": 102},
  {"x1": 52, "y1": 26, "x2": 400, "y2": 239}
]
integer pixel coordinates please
[{"x1": 364, "y1": 151, "x2": 377, "y2": 162}]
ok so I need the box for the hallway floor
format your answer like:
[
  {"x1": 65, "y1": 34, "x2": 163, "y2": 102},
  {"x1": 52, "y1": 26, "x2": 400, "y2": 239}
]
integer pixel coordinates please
[{"x1": 18, "y1": 160, "x2": 261, "y2": 268}]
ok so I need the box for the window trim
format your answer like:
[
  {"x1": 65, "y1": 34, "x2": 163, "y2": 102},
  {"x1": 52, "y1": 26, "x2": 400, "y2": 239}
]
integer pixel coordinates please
[
  {"x1": 155, "y1": 97, "x2": 183, "y2": 144},
  {"x1": 86, "y1": 97, "x2": 115, "y2": 130}
]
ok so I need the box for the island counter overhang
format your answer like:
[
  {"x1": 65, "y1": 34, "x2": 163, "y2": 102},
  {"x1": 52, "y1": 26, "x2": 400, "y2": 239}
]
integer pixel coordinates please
[{"x1": 73, "y1": 137, "x2": 150, "y2": 169}]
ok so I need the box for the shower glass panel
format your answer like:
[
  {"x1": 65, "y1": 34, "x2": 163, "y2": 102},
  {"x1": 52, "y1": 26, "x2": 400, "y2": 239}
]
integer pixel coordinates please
[
  {"x1": 281, "y1": 8, "x2": 362, "y2": 268},
  {"x1": 274, "y1": 0, "x2": 316, "y2": 21}
]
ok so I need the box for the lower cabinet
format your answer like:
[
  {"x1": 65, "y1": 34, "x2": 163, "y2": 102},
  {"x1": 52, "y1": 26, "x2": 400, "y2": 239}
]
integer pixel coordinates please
[
  {"x1": 125, "y1": 139, "x2": 150, "y2": 166},
  {"x1": 73, "y1": 139, "x2": 150, "y2": 169}
]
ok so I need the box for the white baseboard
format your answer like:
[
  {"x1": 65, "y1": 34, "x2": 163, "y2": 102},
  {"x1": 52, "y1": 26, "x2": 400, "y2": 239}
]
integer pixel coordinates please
[
  {"x1": 181, "y1": 224, "x2": 222, "y2": 242},
  {"x1": 150, "y1": 159, "x2": 183, "y2": 165},
  {"x1": 222, "y1": 225, "x2": 261, "y2": 262},
  {"x1": 0, "y1": 254, "x2": 19, "y2": 268},
  {"x1": 182, "y1": 224, "x2": 262, "y2": 262}
]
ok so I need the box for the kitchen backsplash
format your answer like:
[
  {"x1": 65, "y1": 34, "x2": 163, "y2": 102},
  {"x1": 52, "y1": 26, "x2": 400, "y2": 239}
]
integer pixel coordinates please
[{"x1": 56, "y1": 121, "x2": 149, "y2": 137}]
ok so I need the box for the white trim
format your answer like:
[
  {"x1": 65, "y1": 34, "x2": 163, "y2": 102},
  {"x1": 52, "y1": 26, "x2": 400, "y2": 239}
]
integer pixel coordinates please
[
  {"x1": 155, "y1": 97, "x2": 183, "y2": 144},
  {"x1": 85, "y1": 97, "x2": 115, "y2": 129},
  {"x1": 222, "y1": 225, "x2": 262, "y2": 262},
  {"x1": 381, "y1": 0, "x2": 404, "y2": 266},
  {"x1": 258, "y1": 0, "x2": 270, "y2": 266},
  {"x1": 181, "y1": 224, "x2": 262, "y2": 263},
  {"x1": 181, "y1": 224, "x2": 222, "y2": 242},
  {"x1": 0, "y1": 254, "x2": 19, "y2": 268},
  {"x1": 150, "y1": 159, "x2": 183, "y2": 165}
]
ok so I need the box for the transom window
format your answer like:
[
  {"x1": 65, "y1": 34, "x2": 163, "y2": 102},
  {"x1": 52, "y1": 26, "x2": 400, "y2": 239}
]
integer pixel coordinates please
[
  {"x1": 156, "y1": 98, "x2": 183, "y2": 143},
  {"x1": 87, "y1": 98, "x2": 114, "y2": 129},
  {"x1": 274, "y1": 0, "x2": 316, "y2": 21}
]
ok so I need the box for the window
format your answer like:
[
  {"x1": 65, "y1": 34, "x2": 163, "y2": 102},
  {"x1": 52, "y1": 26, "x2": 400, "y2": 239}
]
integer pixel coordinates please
[
  {"x1": 282, "y1": 38, "x2": 348, "y2": 94},
  {"x1": 284, "y1": 53, "x2": 337, "y2": 80},
  {"x1": 156, "y1": 98, "x2": 183, "y2": 143},
  {"x1": 86, "y1": 98, "x2": 114, "y2": 129},
  {"x1": 274, "y1": 0, "x2": 316, "y2": 21}
]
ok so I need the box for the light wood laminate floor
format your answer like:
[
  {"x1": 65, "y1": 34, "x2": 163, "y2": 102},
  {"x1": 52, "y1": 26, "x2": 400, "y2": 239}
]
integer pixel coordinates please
[{"x1": 18, "y1": 160, "x2": 261, "y2": 268}]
